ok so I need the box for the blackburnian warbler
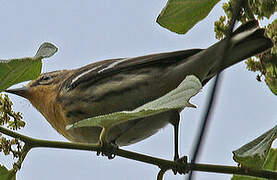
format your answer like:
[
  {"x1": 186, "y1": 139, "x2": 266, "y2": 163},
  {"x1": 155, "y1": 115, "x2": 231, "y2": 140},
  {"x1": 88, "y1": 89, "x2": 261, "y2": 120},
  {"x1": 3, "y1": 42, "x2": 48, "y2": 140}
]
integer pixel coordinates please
[{"x1": 5, "y1": 20, "x2": 273, "y2": 160}]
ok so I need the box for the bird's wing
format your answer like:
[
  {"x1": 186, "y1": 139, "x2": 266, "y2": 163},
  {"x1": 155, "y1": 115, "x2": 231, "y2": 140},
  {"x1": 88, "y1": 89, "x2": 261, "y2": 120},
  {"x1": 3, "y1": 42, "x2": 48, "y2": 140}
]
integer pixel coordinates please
[{"x1": 64, "y1": 49, "x2": 202, "y2": 90}]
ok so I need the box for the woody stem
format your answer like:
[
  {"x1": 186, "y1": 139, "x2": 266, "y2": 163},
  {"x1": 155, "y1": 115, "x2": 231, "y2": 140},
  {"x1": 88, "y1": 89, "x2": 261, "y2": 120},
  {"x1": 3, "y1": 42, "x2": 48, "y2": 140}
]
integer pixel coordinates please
[{"x1": 0, "y1": 126, "x2": 277, "y2": 179}]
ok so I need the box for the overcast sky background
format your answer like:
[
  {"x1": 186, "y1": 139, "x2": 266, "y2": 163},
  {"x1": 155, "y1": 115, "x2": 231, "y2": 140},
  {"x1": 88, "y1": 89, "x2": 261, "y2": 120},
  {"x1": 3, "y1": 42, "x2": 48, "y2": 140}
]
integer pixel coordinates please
[{"x1": 0, "y1": 1, "x2": 276, "y2": 180}]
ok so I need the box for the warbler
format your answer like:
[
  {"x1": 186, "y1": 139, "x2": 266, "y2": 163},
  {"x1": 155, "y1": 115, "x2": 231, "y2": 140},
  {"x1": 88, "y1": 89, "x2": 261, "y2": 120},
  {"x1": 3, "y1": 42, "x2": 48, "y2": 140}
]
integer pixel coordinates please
[{"x1": 5, "y1": 20, "x2": 273, "y2": 160}]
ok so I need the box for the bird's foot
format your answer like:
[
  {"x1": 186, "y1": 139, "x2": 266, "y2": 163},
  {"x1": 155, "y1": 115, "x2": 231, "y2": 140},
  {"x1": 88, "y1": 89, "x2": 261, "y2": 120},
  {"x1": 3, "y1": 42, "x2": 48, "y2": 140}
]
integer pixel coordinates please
[
  {"x1": 172, "y1": 156, "x2": 188, "y2": 175},
  {"x1": 96, "y1": 141, "x2": 118, "y2": 159}
]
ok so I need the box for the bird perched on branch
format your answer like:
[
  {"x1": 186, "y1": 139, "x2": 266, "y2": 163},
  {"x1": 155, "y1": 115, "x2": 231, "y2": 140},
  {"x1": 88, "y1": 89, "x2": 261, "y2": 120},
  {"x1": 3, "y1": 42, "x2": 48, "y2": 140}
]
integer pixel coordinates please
[{"x1": 6, "y1": 20, "x2": 273, "y2": 161}]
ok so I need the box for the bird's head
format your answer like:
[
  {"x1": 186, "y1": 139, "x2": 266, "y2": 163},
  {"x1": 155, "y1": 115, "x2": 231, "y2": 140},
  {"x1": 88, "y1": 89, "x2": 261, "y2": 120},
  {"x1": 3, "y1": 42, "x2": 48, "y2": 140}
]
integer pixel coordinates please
[{"x1": 5, "y1": 70, "x2": 73, "y2": 129}]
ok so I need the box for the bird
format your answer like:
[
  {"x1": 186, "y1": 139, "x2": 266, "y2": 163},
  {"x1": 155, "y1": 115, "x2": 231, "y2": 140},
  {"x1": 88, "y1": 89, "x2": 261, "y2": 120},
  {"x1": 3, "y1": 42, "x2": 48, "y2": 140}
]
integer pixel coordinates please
[{"x1": 5, "y1": 20, "x2": 273, "y2": 161}]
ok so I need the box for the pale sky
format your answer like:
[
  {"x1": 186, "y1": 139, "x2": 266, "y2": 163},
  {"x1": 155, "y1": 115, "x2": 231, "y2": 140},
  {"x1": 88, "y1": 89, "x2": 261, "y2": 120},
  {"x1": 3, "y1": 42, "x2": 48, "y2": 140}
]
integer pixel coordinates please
[{"x1": 0, "y1": 1, "x2": 276, "y2": 180}]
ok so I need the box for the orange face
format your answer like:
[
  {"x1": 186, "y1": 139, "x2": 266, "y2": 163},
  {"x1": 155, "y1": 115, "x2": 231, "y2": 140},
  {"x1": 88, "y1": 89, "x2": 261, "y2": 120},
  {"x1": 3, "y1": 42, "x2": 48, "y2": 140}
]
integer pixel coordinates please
[
  {"x1": 6, "y1": 70, "x2": 77, "y2": 141},
  {"x1": 27, "y1": 79, "x2": 64, "y2": 127}
]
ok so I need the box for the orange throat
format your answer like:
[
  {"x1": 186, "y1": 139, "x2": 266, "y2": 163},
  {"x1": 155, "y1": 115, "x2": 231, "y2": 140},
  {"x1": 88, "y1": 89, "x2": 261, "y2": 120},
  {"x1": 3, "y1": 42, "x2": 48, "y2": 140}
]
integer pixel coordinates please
[{"x1": 28, "y1": 85, "x2": 74, "y2": 141}]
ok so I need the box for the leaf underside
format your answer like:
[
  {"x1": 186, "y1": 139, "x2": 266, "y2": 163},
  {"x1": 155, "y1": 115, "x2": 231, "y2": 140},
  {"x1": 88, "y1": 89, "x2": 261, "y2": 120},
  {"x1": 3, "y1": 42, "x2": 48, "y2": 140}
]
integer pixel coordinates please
[{"x1": 67, "y1": 75, "x2": 202, "y2": 130}]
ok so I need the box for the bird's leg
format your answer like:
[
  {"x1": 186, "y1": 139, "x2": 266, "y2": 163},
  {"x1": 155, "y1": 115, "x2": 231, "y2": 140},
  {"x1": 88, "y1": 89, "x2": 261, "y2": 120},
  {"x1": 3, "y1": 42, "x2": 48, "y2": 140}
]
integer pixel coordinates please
[
  {"x1": 96, "y1": 127, "x2": 118, "y2": 159},
  {"x1": 170, "y1": 111, "x2": 187, "y2": 174},
  {"x1": 169, "y1": 112, "x2": 180, "y2": 162},
  {"x1": 173, "y1": 117, "x2": 180, "y2": 161}
]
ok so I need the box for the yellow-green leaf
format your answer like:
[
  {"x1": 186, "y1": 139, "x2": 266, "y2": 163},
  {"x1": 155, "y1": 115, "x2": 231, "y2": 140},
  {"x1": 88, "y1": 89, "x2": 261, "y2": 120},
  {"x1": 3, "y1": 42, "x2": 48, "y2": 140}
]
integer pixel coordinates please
[
  {"x1": 0, "y1": 42, "x2": 58, "y2": 92},
  {"x1": 157, "y1": 0, "x2": 220, "y2": 34},
  {"x1": 231, "y1": 148, "x2": 277, "y2": 180},
  {"x1": 233, "y1": 125, "x2": 277, "y2": 169},
  {"x1": 0, "y1": 165, "x2": 16, "y2": 180}
]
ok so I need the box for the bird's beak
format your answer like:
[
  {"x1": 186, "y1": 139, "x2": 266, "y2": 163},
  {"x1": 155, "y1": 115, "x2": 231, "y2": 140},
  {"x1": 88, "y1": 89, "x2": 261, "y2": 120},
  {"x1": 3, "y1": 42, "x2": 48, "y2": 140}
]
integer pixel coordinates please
[{"x1": 5, "y1": 87, "x2": 30, "y2": 98}]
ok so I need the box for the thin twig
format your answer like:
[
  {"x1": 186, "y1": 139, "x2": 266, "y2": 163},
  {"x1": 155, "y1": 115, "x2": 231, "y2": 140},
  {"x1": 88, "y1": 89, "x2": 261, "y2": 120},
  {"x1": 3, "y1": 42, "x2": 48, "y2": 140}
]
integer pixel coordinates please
[
  {"x1": 188, "y1": 0, "x2": 244, "y2": 179},
  {"x1": 13, "y1": 144, "x2": 31, "y2": 171},
  {"x1": 157, "y1": 169, "x2": 167, "y2": 180}
]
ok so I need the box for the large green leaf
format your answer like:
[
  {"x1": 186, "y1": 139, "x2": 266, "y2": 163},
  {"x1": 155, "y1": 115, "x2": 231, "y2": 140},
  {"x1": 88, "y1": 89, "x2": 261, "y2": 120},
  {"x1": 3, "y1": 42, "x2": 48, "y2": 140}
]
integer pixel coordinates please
[
  {"x1": 263, "y1": 148, "x2": 277, "y2": 171},
  {"x1": 157, "y1": 0, "x2": 220, "y2": 34},
  {"x1": 0, "y1": 42, "x2": 58, "y2": 92},
  {"x1": 232, "y1": 126, "x2": 277, "y2": 179},
  {"x1": 67, "y1": 75, "x2": 202, "y2": 130},
  {"x1": 233, "y1": 125, "x2": 277, "y2": 169},
  {"x1": 231, "y1": 148, "x2": 277, "y2": 180},
  {"x1": 0, "y1": 165, "x2": 16, "y2": 180}
]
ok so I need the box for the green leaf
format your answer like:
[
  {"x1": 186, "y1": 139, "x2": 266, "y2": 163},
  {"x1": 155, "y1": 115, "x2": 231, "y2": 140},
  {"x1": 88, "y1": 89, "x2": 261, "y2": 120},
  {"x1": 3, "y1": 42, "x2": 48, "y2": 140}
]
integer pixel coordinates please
[
  {"x1": 0, "y1": 165, "x2": 16, "y2": 180},
  {"x1": 233, "y1": 125, "x2": 277, "y2": 169},
  {"x1": 263, "y1": 148, "x2": 277, "y2": 171},
  {"x1": 67, "y1": 109, "x2": 167, "y2": 129},
  {"x1": 231, "y1": 148, "x2": 277, "y2": 180},
  {"x1": 264, "y1": 57, "x2": 277, "y2": 95},
  {"x1": 0, "y1": 42, "x2": 58, "y2": 92},
  {"x1": 231, "y1": 174, "x2": 262, "y2": 180},
  {"x1": 231, "y1": 175, "x2": 260, "y2": 180},
  {"x1": 67, "y1": 75, "x2": 202, "y2": 130},
  {"x1": 0, "y1": 58, "x2": 42, "y2": 92},
  {"x1": 34, "y1": 42, "x2": 58, "y2": 58},
  {"x1": 157, "y1": 0, "x2": 220, "y2": 34}
]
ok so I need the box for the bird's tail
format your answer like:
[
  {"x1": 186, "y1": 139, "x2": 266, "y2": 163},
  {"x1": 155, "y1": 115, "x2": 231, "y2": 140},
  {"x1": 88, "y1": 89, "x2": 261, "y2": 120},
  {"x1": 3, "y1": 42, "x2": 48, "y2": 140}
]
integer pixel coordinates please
[
  {"x1": 201, "y1": 20, "x2": 273, "y2": 84},
  {"x1": 223, "y1": 20, "x2": 273, "y2": 69}
]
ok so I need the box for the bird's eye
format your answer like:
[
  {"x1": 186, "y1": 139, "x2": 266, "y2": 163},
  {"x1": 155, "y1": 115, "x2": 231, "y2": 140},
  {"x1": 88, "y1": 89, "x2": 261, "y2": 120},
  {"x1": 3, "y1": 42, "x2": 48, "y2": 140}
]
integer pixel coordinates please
[
  {"x1": 38, "y1": 75, "x2": 53, "y2": 85},
  {"x1": 41, "y1": 76, "x2": 51, "y2": 81}
]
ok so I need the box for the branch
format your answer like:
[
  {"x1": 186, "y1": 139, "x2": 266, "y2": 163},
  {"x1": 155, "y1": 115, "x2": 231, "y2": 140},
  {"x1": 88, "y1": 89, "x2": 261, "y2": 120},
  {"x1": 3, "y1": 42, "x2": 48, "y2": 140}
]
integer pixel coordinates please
[
  {"x1": 0, "y1": 126, "x2": 277, "y2": 179},
  {"x1": 157, "y1": 169, "x2": 167, "y2": 180}
]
